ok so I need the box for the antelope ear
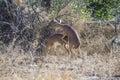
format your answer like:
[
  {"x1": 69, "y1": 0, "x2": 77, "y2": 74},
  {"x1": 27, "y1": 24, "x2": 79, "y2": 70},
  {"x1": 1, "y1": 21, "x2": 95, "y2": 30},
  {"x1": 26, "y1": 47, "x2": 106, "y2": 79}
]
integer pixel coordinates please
[
  {"x1": 53, "y1": 19, "x2": 59, "y2": 23},
  {"x1": 53, "y1": 19, "x2": 62, "y2": 24},
  {"x1": 59, "y1": 19, "x2": 62, "y2": 24}
]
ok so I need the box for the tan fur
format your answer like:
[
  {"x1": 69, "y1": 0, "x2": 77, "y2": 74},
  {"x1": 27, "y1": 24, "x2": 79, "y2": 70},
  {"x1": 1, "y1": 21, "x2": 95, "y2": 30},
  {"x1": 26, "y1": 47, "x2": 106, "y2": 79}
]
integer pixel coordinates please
[
  {"x1": 52, "y1": 22, "x2": 80, "y2": 57},
  {"x1": 45, "y1": 34, "x2": 68, "y2": 55}
]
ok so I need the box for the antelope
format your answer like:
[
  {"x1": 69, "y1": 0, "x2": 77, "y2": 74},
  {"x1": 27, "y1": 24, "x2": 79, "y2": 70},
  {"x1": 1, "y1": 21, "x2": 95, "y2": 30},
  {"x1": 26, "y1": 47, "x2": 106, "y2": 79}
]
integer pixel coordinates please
[
  {"x1": 44, "y1": 33, "x2": 68, "y2": 55},
  {"x1": 50, "y1": 20, "x2": 81, "y2": 57}
]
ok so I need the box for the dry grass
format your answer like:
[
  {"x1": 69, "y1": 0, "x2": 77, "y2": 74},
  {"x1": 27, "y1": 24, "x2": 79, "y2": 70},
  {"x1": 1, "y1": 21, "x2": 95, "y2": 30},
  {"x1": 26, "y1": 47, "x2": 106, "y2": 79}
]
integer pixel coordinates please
[
  {"x1": 0, "y1": 50, "x2": 120, "y2": 80},
  {"x1": 1, "y1": 20, "x2": 120, "y2": 79},
  {"x1": 0, "y1": 1, "x2": 120, "y2": 80},
  {"x1": 1, "y1": 33, "x2": 120, "y2": 80}
]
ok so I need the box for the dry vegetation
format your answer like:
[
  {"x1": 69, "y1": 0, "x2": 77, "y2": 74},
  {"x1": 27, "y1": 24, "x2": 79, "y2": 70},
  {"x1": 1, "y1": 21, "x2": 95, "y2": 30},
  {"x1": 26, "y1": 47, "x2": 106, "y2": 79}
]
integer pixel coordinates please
[{"x1": 0, "y1": 0, "x2": 120, "y2": 80}]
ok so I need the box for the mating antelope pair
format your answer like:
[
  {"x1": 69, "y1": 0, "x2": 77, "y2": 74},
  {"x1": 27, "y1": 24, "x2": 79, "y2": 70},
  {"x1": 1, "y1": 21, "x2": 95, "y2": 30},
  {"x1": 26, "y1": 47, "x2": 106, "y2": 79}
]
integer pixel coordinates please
[{"x1": 45, "y1": 20, "x2": 80, "y2": 57}]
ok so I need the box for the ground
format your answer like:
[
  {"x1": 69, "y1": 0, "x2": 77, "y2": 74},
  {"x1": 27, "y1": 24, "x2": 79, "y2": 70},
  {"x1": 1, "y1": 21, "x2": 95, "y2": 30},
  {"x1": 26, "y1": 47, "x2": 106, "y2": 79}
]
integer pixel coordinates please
[{"x1": 0, "y1": 48, "x2": 120, "y2": 80}]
